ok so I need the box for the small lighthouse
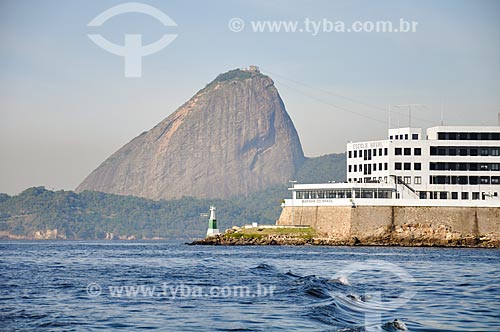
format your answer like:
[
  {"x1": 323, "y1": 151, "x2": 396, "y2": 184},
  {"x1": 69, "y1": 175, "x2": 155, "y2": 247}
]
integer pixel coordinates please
[{"x1": 206, "y1": 206, "x2": 220, "y2": 237}]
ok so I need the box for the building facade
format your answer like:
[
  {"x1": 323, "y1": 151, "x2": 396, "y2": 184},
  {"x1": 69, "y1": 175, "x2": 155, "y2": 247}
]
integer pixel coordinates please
[
  {"x1": 346, "y1": 126, "x2": 500, "y2": 201},
  {"x1": 285, "y1": 125, "x2": 500, "y2": 207}
]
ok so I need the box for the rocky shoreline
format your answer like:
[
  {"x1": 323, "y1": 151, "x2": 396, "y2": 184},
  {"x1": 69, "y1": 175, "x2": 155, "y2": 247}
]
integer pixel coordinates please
[{"x1": 190, "y1": 232, "x2": 500, "y2": 248}]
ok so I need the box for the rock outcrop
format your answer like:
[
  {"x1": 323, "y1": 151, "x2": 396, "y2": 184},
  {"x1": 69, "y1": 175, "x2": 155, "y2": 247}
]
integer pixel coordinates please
[
  {"x1": 76, "y1": 68, "x2": 305, "y2": 199},
  {"x1": 189, "y1": 228, "x2": 500, "y2": 248}
]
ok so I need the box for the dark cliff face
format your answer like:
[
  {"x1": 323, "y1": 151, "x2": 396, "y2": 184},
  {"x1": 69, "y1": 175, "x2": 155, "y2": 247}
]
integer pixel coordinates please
[{"x1": 76, "y1": 68, "x2": 305, "y2": 199}]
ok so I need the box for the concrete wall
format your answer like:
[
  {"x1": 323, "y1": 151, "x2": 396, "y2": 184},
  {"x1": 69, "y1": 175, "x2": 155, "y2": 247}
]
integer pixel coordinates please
[
  {"x1": 278, "y1": 206, "x2": 351, "y2": 237},
  {"x1": 276, "y1": 205, "x2": 500, "y2": 240}
]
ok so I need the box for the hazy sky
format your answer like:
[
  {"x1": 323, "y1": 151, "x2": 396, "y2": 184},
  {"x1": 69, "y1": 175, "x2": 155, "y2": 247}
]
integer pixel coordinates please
[{"x1": 1, "y1": 0, "x2": 499, "y2": 195}]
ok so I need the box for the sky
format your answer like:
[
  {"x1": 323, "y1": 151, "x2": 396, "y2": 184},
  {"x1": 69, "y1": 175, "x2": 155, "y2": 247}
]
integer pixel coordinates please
[{"x1": 1, "y1": 0, "x2": 499, "y2": 195}]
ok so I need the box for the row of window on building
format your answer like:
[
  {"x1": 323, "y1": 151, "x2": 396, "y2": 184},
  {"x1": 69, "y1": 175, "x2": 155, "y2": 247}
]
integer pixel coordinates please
[
  {"x1": 347, "y1": 176, "x2": 416, "y2": 184},
  {"x1": 395, "y1": 147, "x2": 421, "y2": 156},
  {"x1": 419, "y1": 191, "x2": 498, "y2": 200},
  {"x1": 429, "y1": 175, "x2": 500, "y2": 185},
  {"x1": 294, "y1": 189, "x2": 497, "y2": 200},
  {"x1": 349, "y1": 163, "x2": 389, "y2": 173},
  {"x1": 347, "y1": 174, "x2": 500, "y2": 186},
  {"x1": 348, "y1": 148, "x2": 389, "y2": 159},
  {"x1": 349, "y1": 162, "x2": 500, "y2": 174},
  {"x1": 389, "y1": 133, "x2": 419, "y2": 140},
  {"x1": 350, "y1": 146, "x2": 500, "y2": 158},
  {"x1": 429, "y1": 162, "x2": 499, "y2": 171},
  {"x1": 437, "y1": 132, "x2": 500, "y2": 141},
  {"x1": 295, "y1": 189, "x2": 393, "y2": 200},
  {"x1": 348, "y1": 162, "x2": 421, "y2": 173},
  {"x1": 430, "y1": 146, "x2": 500, "y2": 156}
]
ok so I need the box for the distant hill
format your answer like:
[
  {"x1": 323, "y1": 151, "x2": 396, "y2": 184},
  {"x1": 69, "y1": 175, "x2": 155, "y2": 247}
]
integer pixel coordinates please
[
  {"x1": 295, "y1": 153, "x2": 346, "y2": 183},
  {"x1": 0, "y1": 153, "x2": 345, "y2": 240},
  {"x1": 0, "y1": 186, "x2": 287, "y2": 240},
  {"x1": 76, "y1": 68, "x2": 305, "y2": 200}
]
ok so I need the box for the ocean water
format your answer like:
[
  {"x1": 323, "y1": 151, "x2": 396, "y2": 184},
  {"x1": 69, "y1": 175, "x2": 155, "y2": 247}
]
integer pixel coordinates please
[{"x1": 0, "y1": 242, "x2": 499, "y2": 331}]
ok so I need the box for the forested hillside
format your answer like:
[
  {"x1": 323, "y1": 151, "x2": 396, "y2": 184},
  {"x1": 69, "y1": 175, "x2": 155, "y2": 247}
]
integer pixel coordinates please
[{"x1": 0, "y1": 153, "x2": 345, "y2": 239}]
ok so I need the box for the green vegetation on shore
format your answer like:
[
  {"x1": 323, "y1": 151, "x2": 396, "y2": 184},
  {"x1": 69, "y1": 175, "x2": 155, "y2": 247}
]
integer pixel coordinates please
[
  {"x1": 226, "y1": 226, "x2": 316, "y2": 240},
  {"x1": 0, "y1": 186, "x2": 288, "y2": 240},
  {"x1": 0, "y1": 153, "x2": 345, "y2": 240}
]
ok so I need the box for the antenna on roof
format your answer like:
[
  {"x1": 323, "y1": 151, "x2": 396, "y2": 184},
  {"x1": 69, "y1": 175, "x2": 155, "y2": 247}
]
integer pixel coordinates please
[
  {"x1": 440, "y1": 100, "x2": 444, "y2": 126},
  {"x1": 388, "y1": 104, "x2": 392, "y2": 131},
  {"x1": 393, "y1": 104, "x2": 425, "y2": 128}
]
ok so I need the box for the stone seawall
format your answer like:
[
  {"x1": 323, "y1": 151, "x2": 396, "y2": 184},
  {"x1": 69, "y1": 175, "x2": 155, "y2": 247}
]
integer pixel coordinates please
[{"x1": 277, "y1": 205, "x2": 500, "y2": 246}]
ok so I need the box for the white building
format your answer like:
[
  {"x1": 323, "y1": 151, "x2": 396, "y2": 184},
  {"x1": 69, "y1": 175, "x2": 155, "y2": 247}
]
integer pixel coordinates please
[{"x1": 286, "y1": 125, "x2": 500, "y2": 207}]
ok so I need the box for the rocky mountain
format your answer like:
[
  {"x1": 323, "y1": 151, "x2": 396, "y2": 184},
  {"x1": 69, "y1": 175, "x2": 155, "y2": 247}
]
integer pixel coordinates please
[{"x1": 76, "y1": 67, "x2": 305, "y2": 199}]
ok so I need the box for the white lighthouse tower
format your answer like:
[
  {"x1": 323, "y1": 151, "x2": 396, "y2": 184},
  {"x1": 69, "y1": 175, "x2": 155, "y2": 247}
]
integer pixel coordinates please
[{"x1": 206, "y1": 206, "x2": 220, "y2": 237}]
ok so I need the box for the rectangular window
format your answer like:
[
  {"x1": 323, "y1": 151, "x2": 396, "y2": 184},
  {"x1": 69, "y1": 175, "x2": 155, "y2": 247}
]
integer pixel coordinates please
[
  {"x1": 404, "y1": 162, "x2": 411, "y2": 170},
  {"x1": 404, "y1": 176, "x2": 411, "y2": 184},
  {"x1": 359, "y1": 164, "x2": 363, "y2": 171},
  {"x1": 404, "y1": 148, "x2": 411, "y2": 156},
  {"x1": 395, "y1": 162, "x2": 402, "y2": 170},
  {"x1": 373, "y1": 163, "x2": 377, "y2": 171},
  {"x1": 472, "y1": 192, "x2": 480, "y2": 200},
  {"x1": 492, "y1": 177, "x2": 500, "y2": 184},
  {"x1": 405, "y1": 134, "x2": 408, "y2": 140},
  {"x1": 384, "y1": 162, "x2": 388, "y2": 170},
  {"x1": 448, "y1": 148, "x2": 456, "y2": 156},
  {"x1": 492, "y1": 149, "x2": 499, "y2": 156},
  {"x1": 414, "y1": 148, "x2": 421, "y2": 156},
  {"x1": 359, "y1": 150, "x2": 363, "y2": 157},
  {"x1": 480, "y1": 149, "x2": 489, "y2": 156},
  {"x1": 348, "y1": 165, "x2": 352, "y2": 172},
  {"x1": 354, "y1": 165, "x2": 357, "y2": 172},
  {"x1": 395, "y1": 148, "x2": 402, "y2": 155},
  {"x1": 440, "y1": 192, "x2": 448, "y2": 199},
  {"x1": 379, "y1": 162, "x2": 382, "y2": 170},
  {"x1": 414, "y1": 163, "x2": 421, "y2": 171},
  {"x1": 461, "y1": 192, "x2": 468, "y2": 200},
  {"x1": 373, "y1": 149, "x2": 377, "y2": 157},
  {"x1": 492, "y1": 164, "x2": 499, "y2": 171},
  {"x1": 384, "y1": 148, "x2": 388, "y2": 156},
  {"x1": 379, "y1": 148, "x2": 382, "y2": 156},
  {"x1": 390, "y1": 135, "x2": 393, "y2": 140},
  {"x1": 412, "y1": 134, "x2": 418, "y2": 140},
  {"x1": 452, "y1": 192, "x2": 458, "y2": 200},
  {"x1": 348, "y1": 151, "x2": 352, "y2": 158},
  {"x1": 414, "y1": 176, "x2": 422, "y2": 185},
  {"x1": 480, "y1": 177, "x2": 490, "y2": 184},
  {"x1": 354, "y1": 151, "x2": 357, "y2": 158},
  {"x1": 459, "y1": 149, "x2": 467, "y2": 156},
  {"x1": 470, "y1": 149, "x2": 478, "y2": 156}
]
